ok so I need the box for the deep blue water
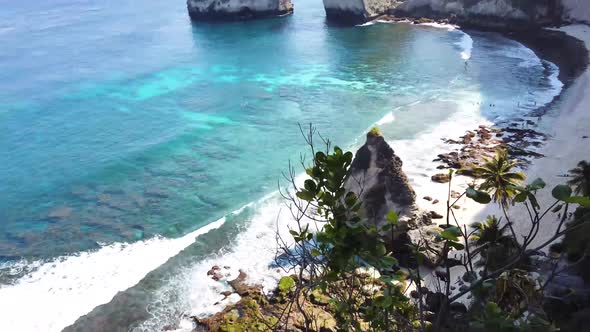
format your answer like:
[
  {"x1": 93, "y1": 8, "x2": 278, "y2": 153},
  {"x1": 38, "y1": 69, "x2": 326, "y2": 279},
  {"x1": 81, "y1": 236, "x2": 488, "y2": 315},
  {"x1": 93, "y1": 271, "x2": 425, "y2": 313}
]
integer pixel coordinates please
[{"x1": 0, "y1": 0, "x2": 561, "y2": 330}]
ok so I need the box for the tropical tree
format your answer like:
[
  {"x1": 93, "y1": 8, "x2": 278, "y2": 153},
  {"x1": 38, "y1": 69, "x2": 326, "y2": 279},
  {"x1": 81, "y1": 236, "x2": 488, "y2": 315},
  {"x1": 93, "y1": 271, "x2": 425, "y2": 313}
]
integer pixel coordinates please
[
  {"x1": 471, "y1": 149, "x2": 526, "y2": 208},
  {"x1": 568, "y1": 160, "x2": 590, "y2": 197},
  {"x1": 470, "y1": 216, "x2": 518, "y2": 272}
]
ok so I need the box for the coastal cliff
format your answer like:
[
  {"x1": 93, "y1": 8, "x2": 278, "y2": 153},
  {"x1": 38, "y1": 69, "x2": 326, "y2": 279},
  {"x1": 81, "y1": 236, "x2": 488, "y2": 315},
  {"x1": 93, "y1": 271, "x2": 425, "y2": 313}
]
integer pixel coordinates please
[
  {"x1": 394, "y1": 0, "x2": 562, "y2": 30},
  {"x1": 562, "y1": 0, "x2": 590, "y2": 24},
  {"x1": 187, "y1": 0, "x2": 293, "y2": 21},
  {"x1": 323, "y1": 0, "x2": 398, "y2": 24}
]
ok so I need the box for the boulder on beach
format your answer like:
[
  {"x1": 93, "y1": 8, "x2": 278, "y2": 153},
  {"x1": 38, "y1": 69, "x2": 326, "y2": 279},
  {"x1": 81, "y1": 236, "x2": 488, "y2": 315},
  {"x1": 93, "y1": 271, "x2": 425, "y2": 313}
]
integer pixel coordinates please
[{"x1": 431, "y1": 173, "x2": 451, "y2": 183}]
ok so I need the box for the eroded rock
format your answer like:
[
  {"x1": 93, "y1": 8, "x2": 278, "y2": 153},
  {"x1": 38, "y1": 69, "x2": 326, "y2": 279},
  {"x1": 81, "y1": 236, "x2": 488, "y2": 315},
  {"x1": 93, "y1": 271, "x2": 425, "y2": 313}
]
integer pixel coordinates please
[
  {"x1": 345, "y1": 131, "x2": 422, "y2": 239},
  {"x1": 187, "y1": 0, "x2": 294, "y2": 21}
]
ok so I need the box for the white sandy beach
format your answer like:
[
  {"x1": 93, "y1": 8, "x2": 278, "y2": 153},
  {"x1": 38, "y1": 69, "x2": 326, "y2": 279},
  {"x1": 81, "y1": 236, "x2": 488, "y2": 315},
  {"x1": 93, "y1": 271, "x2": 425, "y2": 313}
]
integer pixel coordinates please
[
  {"x1": 499, "y1": 24, "x2": 590, "y2": 247},
  {"x1": 412, "y1": 24, "x2": 590, "y2": 252}
]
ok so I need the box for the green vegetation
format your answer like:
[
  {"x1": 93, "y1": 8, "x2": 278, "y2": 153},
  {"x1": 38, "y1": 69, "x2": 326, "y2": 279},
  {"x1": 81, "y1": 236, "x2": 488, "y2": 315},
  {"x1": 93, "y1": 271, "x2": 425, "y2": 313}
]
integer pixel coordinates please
[
  {"x1": 369, "y1": 126, "x2": 382, "y2": 136},
  {"x1": 199, "y1": 126, "x2": 590, "y2": 332},
  {"x1": 471, "y1": 148, "x2": 526, "y2": 208},
  {"x1": 568, "y1": 160, "x2": 590, "y2": 196}
]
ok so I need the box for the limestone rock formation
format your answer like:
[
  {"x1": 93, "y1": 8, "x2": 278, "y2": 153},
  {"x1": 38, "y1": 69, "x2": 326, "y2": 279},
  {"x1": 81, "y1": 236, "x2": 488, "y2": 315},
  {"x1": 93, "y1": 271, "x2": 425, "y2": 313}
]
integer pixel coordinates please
[
  {"x1": 562, "y1": 0, "x2": 590, "y2": 24},
  {"x1": 187, "y1": 0, "x2": 293, "y2": 21},
  {"x1": 345, "y1": 131, "x2": 421, "y2": 236},
  {"x1": 394, "y1": 0, "x2": 562, "y2": 30},
  {"x1": 323, "y1": 0, "x2": 399, "y2": 24}
]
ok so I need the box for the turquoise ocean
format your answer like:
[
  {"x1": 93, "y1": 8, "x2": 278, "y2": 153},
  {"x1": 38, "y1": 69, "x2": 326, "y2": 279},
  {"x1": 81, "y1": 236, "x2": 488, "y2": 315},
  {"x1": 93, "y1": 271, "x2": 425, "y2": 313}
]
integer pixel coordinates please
[{"x1": 0, "y1": 0, "x2": 562, "y2": 330}]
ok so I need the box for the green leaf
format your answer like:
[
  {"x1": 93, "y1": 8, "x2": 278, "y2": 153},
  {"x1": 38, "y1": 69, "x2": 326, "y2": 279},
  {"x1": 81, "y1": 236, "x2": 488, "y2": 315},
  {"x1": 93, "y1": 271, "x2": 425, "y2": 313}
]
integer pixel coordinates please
[
  {"x1": 278, "y1": 276, "x2": 295, "y2": 292},
  {"x1": 466, "y1": 187, "x2": 492, "y2": 204},
  {"x1": 344, "y1": 192, "x2": 357, "y2": 207},
  {"x1": 552, "y1": 185, "x2": 572, "y2": 201},
  {"x1": 296, "y1": 190, "x2": 314, "y2": 201},
  {"x1": 315, "y1": 151, "x2": 326, "y2": 162},
  {"x1": 439, "y1": 226, "x2": 462, "y2": 242},
  {"x1": 513, "y1": 191, "x2": 527, "y2": 203},
  {"x1": 310, "y1": 249, "x2": 321, "y2": 257},
  {"x1": 374, "y1": 295, "x2": 393, "y2": 308},
  {"x1": 564, "y1": 196, "x2": 590, "y2": 207},
  {"x1": 448, "y1": 241, "x2": 465, "y2": 250},
  {"x1": 380, "y1": 256, "x2": 398, "y2": 268},
  {"x1": 304, "y1": 180, "x2": 317, "y2": 193},
  {"x1": 529, "y1": 178, "x2": 546, "y2": 190},
  {"x1": 376, "y1": 244, "x2": 387, "y2": 256},
  {"x1": 386, "y1": 210, "x2": 399, "y2": 225}
]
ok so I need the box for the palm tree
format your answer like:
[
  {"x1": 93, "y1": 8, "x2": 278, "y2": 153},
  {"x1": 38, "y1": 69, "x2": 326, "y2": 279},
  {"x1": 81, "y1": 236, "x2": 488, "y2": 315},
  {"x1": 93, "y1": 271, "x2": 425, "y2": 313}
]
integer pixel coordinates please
[
  {"x1": 471, "y1": 216, "x2": 518, "y2": 272},
  {"x1": 568, "y1": 160, "x2": 590, "y2": 197},
  {"x1": 471, "y1": 216, "x2": 512, "y2": 247},
  {"x1": 471, "y1": 149, "x2": 526, "y2": 208}
]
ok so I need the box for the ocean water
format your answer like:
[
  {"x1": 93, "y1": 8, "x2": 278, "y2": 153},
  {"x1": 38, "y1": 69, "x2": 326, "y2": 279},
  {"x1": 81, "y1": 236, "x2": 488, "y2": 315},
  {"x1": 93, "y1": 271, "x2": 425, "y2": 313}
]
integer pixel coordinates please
[{"x1": 0, "y1": 0, "x2": 562, "y2": 331}]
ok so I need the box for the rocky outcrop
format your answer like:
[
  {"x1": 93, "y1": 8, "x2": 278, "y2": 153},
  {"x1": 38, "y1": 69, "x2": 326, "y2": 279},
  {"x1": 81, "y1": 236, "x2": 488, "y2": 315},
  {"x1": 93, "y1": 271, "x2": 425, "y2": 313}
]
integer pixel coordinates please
[
  {"x1": 323, "y1": 0, "x2": 399, "y2": 24},
  {"x1": 345, "y1": 131, "x2": 423, "y2": 237},
  {"x1": 394, "y1": 0, "x2": 562, "y2": 30},
  {"x1": 562, "y1": 0, "x2": 590, "y2": 24},
  {"x1": 187, "y1": 0, "x2": 293, "y2": 21}
]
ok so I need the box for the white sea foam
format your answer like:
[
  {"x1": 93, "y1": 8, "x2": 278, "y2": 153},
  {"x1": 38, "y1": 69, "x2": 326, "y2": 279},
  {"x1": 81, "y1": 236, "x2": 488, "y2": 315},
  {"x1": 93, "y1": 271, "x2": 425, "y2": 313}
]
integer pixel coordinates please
[
  {"x1": 0, "y1": 218, "x2": 226, "y2": 331},
  {"x1": 376, "y1": 111, "x2": 395, "y2": 125},
  {"x1": 136, "y1": 177, "x2": 313, "y2": 331},
  {"x1": 357, "y1": 21, "x2": 377, "y2": 27},
  {"x1": 457, "y1": 33, "x2": 474, "y2": 60},
  {"x1": 416, "y1": 22, "x2": 458, "y2": 31}
]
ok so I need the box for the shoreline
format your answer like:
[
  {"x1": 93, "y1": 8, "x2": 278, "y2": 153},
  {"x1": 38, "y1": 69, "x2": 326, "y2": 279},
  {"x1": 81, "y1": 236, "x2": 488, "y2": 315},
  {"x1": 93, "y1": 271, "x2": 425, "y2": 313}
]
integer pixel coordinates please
[
  {"x1": 414, "y1": 23, "x2": 590, "y2": 257},
  {"x1": 475, "y1": 24, "x2": 590, "y2": 248}
]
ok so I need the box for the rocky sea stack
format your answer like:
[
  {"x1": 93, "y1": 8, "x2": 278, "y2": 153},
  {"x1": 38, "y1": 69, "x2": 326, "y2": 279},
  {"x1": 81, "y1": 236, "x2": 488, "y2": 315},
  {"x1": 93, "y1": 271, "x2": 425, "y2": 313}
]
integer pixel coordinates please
[
  {"x1": 323, "y1": 0, "x2": 398, "y2": 24},
  {"x1": 345, "y1": 130, "x2": 423, "y2": 237},
  {"x1": 187, "y1": 0, "x2": 294, "y2": 21}
]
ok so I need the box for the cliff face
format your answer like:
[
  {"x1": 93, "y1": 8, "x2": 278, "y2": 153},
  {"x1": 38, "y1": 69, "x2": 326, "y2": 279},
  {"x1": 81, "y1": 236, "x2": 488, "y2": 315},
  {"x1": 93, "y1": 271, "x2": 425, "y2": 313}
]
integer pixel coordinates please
[
  {"x1": 345, "y1": 131, "x2": 420, "y2": 238},
  {"x1": 394, "y1": 0, "x2": 562, "y2": 30},
  {"x1": 562, "y1": 0, "x2": 590, "y2": 24},
  {"x1": 323, "y1": 0, "x2": 398, "y2": 24},
  {"x1": 187, "y1": 0, "x2": 293, "y2": 21}
]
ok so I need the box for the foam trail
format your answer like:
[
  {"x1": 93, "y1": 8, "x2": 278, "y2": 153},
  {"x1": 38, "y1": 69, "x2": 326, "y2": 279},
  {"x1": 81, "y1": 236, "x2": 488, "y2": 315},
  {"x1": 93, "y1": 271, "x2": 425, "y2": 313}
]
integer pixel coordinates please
[
  {"x1": 376, "y1": 111, "x2": 395, "y2": 125},
  {"x1": 0, "y1": 218, "x2": 226, "y2": 331},
  {"x1": 135, "y1": 175, "x2": 315, "y2": 331},
  {"x1": 417, "y1": 22, "x2": 458, "y2": 31},
  {"x1": 457, "y1": 33, "x2": 473, "y2": 60}
]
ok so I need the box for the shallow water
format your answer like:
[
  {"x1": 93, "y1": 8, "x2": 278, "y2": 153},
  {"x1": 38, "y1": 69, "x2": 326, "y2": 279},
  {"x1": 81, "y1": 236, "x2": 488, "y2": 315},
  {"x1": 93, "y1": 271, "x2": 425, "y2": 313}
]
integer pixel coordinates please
[{"x1": 0, "y1": 0, "x2": 562, "y2": 330}]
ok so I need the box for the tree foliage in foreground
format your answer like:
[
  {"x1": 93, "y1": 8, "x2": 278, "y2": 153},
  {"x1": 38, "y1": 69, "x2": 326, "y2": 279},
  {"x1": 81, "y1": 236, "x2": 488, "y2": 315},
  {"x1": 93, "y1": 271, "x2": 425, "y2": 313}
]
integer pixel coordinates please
[{"x1": 273, "y1": 126, "x2": 590, "y2": 332}]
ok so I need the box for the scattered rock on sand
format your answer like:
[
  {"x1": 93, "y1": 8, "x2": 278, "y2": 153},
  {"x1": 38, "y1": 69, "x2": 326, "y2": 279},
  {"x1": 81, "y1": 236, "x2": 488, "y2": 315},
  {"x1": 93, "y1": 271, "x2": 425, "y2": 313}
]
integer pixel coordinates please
[
  {"x1": 423, "y1": 196, "x2": 433, "y2": 201},
  {"x1": 431, "y1": 173, "x2": 451, "y2": 183},
  {"x1": 429, "y1": 211, "x2": 443, "y2": 219}
]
